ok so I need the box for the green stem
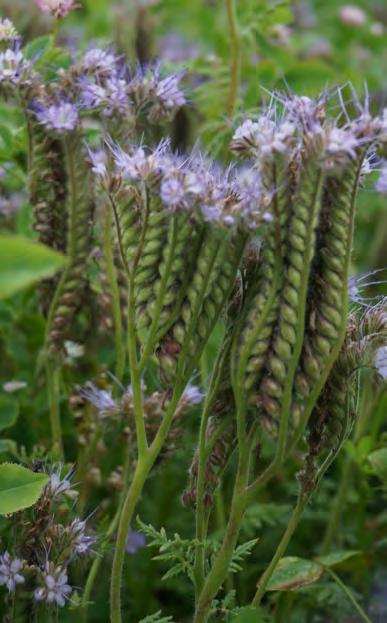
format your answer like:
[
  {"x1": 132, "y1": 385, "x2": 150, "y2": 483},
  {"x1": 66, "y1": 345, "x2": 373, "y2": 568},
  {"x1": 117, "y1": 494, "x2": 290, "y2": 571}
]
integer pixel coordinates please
[
  {"x1": 214, "y1": 489, "x2": 234, "y2": 595},
  {"x1": 103, "y1": 206, "x2": 126, "y2": 383},
  {"x1": 252, "y1": 494, "x2": 307, "y2": 606},
  {"x1": 193, "y1": 343, "x2": 231, "y2": 594},
  {"x1": 252, "y1": 447, "x2": 341, "y2": 607},
  {"x1": 225, "y1": 0, "x2": 241, "y2": 117},
  {"x1": 81, "y1": 453, "x2": 132, "y2": 619},
  {"x1": 77, "y1": 428, "x2": 103, "y2": 516},
  {"x1": 110, "y1": 385, "x2": 183, "y2": 623},
  {"x1": 325, "y1": 568, "x2": 372, "y2": 623},
  {"x1": 109, "y1": 459, "x2": 149, "y2": 623},
  {"x1": 193, "y1": 460, "x2": 250, "y2": 623},
  {"x1": 46, "y1": 363, "x2": 63, "y2": 459},
  {"x1": 321, "y1": 456, "x2": 351, "y2": 554}
]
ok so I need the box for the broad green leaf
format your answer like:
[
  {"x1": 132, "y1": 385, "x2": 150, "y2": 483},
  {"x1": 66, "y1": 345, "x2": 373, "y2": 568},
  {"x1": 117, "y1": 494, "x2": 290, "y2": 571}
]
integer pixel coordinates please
[
  {"x1": 0, "y1": 395, "x2": 19, "y2": 431},
  {"x1": 316, "y1": 550, "x2": 361, "y2": 568},
  {"x1": 23, "y1": 35, "x2": 53, "y2": 62},
  {"x1": 368, "y1": 448, "x2": 387, "y2": 481},
  {"x1": 0, "y1": 236, "x2": 66, "y2": 300},
  {"x1": 0, "y1": 463, "x2": 49, "y2": 515},
  {"x1": 266, "y1": 556, "x2": 323, "y2": 592}
]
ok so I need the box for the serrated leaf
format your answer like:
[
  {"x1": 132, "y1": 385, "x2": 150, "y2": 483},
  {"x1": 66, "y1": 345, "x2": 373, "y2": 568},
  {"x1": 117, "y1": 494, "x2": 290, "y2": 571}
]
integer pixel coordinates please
[
  {"x1": 0, "y1": 236, "x2": 66, "y2": 300},
  {"x1": 316, "y1": 550, "x2": 361, "y2": 568},
  {"x1": 0, "y1": 463, "x2": 49, "y2": 515},
  {"x1": 162, "y1": 563, "x2": 185, "y2": 581},
  {"x1": 266, "y1": 556, "x2": 323, "y2": 592},
  {"x1": 368, "y1": 448, "x2": 387, "y2": 481},
  {"x1": 0, "y1": 395, "x2": 19, "y2": 431}
]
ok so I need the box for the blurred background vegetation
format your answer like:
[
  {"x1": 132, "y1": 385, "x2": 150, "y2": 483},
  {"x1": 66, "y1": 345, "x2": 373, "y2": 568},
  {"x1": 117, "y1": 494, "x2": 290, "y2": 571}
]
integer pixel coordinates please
[{"x1": 0, "y1": 1, "x2": 386, "y2": 621}]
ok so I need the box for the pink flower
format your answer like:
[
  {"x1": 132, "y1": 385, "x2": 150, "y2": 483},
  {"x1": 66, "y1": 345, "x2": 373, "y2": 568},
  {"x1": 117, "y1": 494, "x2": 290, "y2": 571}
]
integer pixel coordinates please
[{"x1": 35, "y1": 0, "x2": 78, "y2": 18}]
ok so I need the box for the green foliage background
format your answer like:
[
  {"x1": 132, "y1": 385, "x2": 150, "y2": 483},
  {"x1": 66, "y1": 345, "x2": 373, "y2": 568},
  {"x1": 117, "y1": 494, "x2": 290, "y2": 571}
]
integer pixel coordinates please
[{"x1": 0, "y1": 1, "x2": 386, "y2": 621}]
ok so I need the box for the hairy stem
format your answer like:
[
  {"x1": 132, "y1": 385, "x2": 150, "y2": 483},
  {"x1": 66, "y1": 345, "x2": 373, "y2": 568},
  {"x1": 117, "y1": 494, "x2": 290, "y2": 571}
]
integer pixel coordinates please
[
  {"x1": 252, "y1": 494, "x2": 307, "y2": 606},
  {"x1": 225, "y1": 0, "x2": 241, "y2": 117},
  {"x1": 46, "y1": 362, "x2": 63, "y2": 459},
  {"x1": 325, "y1": 568, "x2": 372, "y2": 623},
  {"x1": 193, "y1": 340, "x2": 233, "y2": 593},
  {"x1": 103, "y1": 206, "x2": 126, "y2": 382},
  {"x1": 193, "y1": 458, "x2": 250, "y2": 623}
]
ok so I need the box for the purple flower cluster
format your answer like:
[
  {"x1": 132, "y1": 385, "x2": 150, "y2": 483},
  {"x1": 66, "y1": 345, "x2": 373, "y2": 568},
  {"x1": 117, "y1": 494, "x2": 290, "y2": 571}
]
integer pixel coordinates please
[
  {"x1": 0, "y1": 552, "x2": 25, "y2": 592},
  {"x1": 231, "y1": 92, "x2": 387, "y2": 174},
  {"x1": 99, "y1": 139, "x2": 271, "y2": 230},
  {"x1": 34, "y1": 101, "x2": 79, "y2": 132},
  {"x1": 0, "y1": 47, "x2": 31, "y2": 86},
  {"x1": 77, "y1": 49, "x2": 186, "y2": 122},
  {"x1": 34, "y1": 562, "x2": 72, "y2": 607}
]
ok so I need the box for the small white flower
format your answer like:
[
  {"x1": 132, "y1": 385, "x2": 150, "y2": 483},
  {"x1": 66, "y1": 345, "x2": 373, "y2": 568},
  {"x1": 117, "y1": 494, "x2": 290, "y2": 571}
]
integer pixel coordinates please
[
  {"x1": 35, "y1": 102, "x2": 78, "y2": 132},
  {"x1": 79, "y1": 383, "x2": 118, "y2": 418},
  {"x1": 48, "y1": 465, "x2": 73, "y2": 498},
  {"x1": 2, "y1": 380, "x2": 27, "y2": 393},
  {"x1": 0, "y1": 18, "x2": 19, "y2": 42},
  {"x1": 68, "y1": 518, "x2": 96, "y2": 555},
  {"x1": 376, "y1": 164, "x2": 387, "y2": 194},
  {"x1": 182, "y1": 383, "x2": 204, "y2": 406},
  {"x1": 375, "y1": 346, "x2": 387, "y2": 380},
  {"x1": 34, "y1": 562, "x2": 72, "y2": 607},
  {"x1": 0, "y1": 48, "x2": 31, "y2": 84},
  {"x1": 0, "y1": 552, "x2": 24, "y2": 592},
  {"x1": 339, "y1": 5, "x2": 367, "y2": 27},
  {"x1": 81, "y1": 48, "x2": 117, "y2": 75}
]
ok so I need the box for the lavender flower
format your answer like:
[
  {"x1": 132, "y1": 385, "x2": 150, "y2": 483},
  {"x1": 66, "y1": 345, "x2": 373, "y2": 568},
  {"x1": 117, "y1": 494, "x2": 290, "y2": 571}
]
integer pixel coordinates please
[
  {"x1": 375, "y1": 346, "x2": 387, "y2": 379},
  {"x1": 78, "y1": 383, "x2": 118, "y2": 418},
  {"x1": 35, "y1": 102, "x2": 78, "y2": 133},
  {"x1": 155, "y1": 73, "x2": 186, "y2": 109},
  {"x1": 0, "y1": 552, "x2": 24, "y2": 592},
  {"x1": 35, "y1": 0, "x2": 78, "y2": 18},
  {"x1": 323, "y1": 126, "x2": 359, "y2": 168},
  {"x1": 0, "y1": 18, "x2": 19, "y2": 42},
  {"x1": 81, "y1": 47, "x2": 118, "y2": 76},
  {"x1": 160, "y1": 175, "x2": 187, "y2": 208},
  {"x1": 159, "y1": 168, "x2": 203, "y2": 210},
  {"x1": 87, "y1": 148, "x2": 108, "y2": 179},
  {"x1": 68, "y1": 519, "x2": 96, "y2": 555},
  {"x1": 126, "y1": 531, "x2": 146, "y2": 554},
  {"x1": 48, "y1": 465, "x2": 74, "y2": 498},
  {"x1": 79, "y1": 76, "x2": 130, "y2": 117},
  {"x1": 34, "y1": 562, "x2": 72, "y2": 607},
  {"x1": 181, "y1": 383, "x2": 204, "y2": 406},
  {"x1": 376, "y1": 164, "x2": 387, "y2": 194},
  {"x1": 148, "y1": 72, "x2": 186, "y2": 122},
  {"x1": 111, "y1": 140, "x2": 169, "y2": 183},
  {"x1": 0, "y1": 48, "x2": 31, "y2": 85},
  {"x1": 231, "y1": 115, "x2": 296, "y2": 161}
]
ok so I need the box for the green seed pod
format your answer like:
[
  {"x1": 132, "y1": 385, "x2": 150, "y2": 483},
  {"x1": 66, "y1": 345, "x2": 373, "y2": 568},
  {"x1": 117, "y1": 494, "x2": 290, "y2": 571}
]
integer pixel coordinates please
[
  {"x1": 159, "y1": 225, "x2": 247, "y2": 383},
  {"x1": 133, "y1": 196, "x2": 169, "y2": 308},
  {"x1": 111, "y1": 184, "x2": 142, "y2": 270},
  {"x1": 236, "y1": 154, "x2": 292, "y2": 392},
  {"x1": 47, "y1": 132, "x2": 95, "y2": 355},
  {"x1": 260, "y1": 132, "x2": 325, "y2": 428},
  {"x1": 142, "y1": 213, "x2": 200, "y2": 345},
  {"x1": 28, "y1": 117, "x2": 68, "y2": 315}
]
